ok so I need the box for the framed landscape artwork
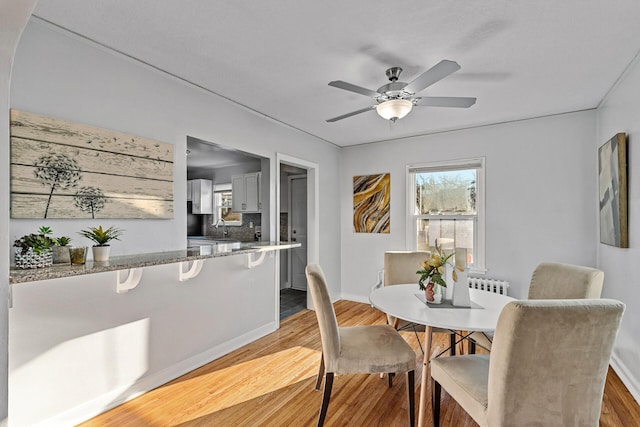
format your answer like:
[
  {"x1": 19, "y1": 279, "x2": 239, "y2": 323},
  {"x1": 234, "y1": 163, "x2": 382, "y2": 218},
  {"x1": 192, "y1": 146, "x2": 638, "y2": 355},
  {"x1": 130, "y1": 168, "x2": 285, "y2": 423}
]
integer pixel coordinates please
[
  {"x1": 598, "y1": 133, "x2": 628, "y2": 248},
  {"x1": 10, "y1": 110, "x2": 174, "y2": 219},
  {"x1": 353, "y1": 173, "x2": 390, "y2": 233}
]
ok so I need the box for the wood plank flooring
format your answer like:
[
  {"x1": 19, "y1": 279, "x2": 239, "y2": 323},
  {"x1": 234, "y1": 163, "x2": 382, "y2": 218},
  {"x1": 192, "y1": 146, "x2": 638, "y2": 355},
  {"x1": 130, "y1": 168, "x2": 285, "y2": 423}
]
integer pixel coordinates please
[{"x1": 79, "y1": 300, "x2": 640, "y2": 426}]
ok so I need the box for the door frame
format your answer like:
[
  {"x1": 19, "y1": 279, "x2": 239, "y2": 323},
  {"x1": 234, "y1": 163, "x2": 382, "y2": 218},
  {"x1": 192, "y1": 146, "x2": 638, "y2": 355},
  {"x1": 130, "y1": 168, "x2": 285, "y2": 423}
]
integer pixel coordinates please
[{"x1": 276, "y1": 153, "x2": 319, "y2": 322}]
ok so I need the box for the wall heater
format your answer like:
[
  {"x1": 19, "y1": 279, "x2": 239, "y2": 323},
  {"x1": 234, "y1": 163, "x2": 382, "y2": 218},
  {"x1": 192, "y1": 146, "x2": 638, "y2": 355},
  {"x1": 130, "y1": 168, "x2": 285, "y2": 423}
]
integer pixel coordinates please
[{"x1": 468, "y1": 276, "x2": 510, "y2": 295}]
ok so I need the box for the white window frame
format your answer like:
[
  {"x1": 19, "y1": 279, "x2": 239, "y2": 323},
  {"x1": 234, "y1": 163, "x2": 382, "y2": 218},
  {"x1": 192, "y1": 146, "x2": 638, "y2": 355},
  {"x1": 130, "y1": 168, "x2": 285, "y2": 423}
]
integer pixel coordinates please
[
  {"x1": 213, "y1": 183, "x2": 242, "y2": 226},
  {"x1": 406, "y1": 157, "x2": 486, "y2": 274}
]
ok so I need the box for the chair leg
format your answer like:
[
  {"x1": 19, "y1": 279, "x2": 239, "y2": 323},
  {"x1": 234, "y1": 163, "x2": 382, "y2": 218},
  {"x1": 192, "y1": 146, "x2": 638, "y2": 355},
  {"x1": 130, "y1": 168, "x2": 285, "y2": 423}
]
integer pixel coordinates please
[
  {"x1": 469, "y1": 340, "x2": 476, "y2": 354},
  {"x1": 449, "y1": 333, "x2": 456, "y2": 356},
  {"x1": 412, "y1": 325, "x2": 424, "y2": 354},
  {"x1": 318, "y1": 372, "x2": 334, "y2": 427},
  {"x1": 432, "y1": 379, "x2": 441, "y2": 427},
  {"x1": 315, "y1": 355, "x2": 325, "y2": 390},
  {"x1": 388, "y1": 372, "x2": 395, "y2": 387},
  {"x1": 407, "y1": 370, "x2": 415, "y2": 427}
]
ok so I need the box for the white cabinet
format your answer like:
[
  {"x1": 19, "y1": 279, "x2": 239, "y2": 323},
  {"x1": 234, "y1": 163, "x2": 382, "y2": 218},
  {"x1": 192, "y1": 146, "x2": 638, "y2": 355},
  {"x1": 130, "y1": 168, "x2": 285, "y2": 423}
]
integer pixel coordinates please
[
  {"x1": 190, "y1": 179, "x2": 213, "y2": 214},
  {"x1": 232, "y1": 172, "x2": 261, "y2": 212}
]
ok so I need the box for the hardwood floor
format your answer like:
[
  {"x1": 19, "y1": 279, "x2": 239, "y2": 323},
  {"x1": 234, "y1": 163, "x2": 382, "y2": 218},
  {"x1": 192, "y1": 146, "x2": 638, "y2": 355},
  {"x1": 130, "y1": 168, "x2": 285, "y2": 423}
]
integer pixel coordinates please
[{"x1": 80, "y1": 300, "x2": 640, "y2": 426}]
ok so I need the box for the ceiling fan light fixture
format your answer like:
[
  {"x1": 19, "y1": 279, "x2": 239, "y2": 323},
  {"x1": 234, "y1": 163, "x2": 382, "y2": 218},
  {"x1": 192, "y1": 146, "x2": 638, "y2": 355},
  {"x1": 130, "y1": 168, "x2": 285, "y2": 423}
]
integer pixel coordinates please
[{"x1": 376, "y1": 99, "x2": 413, "y2": 121}]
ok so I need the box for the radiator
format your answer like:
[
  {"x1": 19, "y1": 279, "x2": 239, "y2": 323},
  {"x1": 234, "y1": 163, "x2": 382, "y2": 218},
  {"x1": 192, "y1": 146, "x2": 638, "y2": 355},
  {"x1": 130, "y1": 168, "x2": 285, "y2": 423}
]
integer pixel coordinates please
[{"x1": 468, "y1": 276, "x2": 510, "y2": 295}]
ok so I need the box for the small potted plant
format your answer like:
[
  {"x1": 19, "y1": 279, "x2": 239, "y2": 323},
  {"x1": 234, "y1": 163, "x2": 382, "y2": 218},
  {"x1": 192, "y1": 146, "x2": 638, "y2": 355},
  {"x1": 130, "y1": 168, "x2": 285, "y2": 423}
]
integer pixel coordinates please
[
  {"x1": 78, "y1": 225, "x2": 124, "y2": 262},
  {"x1": 13, "y1": 226, "x2": 55, "y2": 269},
  {"x1": 52, "y1": 236, "x2": 72, "y2": 264}
]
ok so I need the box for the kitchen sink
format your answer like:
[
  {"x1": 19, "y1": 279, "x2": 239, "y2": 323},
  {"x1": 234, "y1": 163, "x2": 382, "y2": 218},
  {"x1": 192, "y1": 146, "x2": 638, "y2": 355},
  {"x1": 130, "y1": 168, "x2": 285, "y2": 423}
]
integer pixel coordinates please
[
  {"x1": 215, "y1": 241, "x2": 242, "y2": 251},
  {"x1": 187, "y1": 237, "x2": 242, "y2": 251}
]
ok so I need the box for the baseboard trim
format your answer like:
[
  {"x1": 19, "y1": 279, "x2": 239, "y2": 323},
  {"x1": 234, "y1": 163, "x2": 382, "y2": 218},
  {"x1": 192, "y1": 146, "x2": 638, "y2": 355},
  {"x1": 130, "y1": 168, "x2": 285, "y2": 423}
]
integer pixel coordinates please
[
  {"x1": 339, "y1": 292, "x2": 370, "y2": 305},
  {"x1": 36, "y1": 322, "x2": 278, "y2": 427},
  {"x1": 610, "y1": 353, "x2": 640, "y2": 405}
]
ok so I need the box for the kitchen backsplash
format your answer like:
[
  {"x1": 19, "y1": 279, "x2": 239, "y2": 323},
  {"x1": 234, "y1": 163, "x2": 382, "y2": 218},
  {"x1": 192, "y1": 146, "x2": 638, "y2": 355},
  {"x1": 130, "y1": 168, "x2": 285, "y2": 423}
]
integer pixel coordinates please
[{"x1": 203, "y1": 213, "x2": 261, "y2": 241}]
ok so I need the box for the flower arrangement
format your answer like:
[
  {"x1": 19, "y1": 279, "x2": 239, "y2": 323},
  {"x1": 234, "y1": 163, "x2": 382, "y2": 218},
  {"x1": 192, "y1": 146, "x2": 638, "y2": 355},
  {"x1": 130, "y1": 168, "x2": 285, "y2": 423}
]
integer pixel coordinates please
[
  {"x1": 416, "y1": 244, "x2": 463, "y2": 291},
  {"x1": 78, "y1": 225, "x2": 124, "y2": 246}
]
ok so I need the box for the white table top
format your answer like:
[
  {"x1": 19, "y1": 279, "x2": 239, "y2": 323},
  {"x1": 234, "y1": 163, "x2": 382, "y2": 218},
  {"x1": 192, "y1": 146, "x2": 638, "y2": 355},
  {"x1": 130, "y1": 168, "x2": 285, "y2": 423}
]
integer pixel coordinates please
[{"x1": 369, "y1": 284, "x2": 514, "y2": 332}]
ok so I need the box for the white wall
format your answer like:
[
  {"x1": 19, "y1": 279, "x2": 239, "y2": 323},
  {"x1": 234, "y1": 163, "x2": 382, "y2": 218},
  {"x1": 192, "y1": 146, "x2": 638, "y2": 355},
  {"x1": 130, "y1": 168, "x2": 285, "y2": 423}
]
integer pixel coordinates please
[
  {"x1": 10, "y1": 256, "x2": 278, "y2": 426},
  {"x1": 9, "y1": 18, "x2": 342, "y2": 283},
  {"x1": 340, "y1": 111, "x2": 598, "y2": 302},
  {"x1": 0, "y1": 2, "x2": 38, "y2": 426},
  {"x1": 596, "y1": 53, "x2": 640, "y2": 403},
  {"x1": 10, "y1": 19, "x2": 341, "y2": 268},
  {"x1": 7, "y1": 19, "x2": 342, "y2": 425}
]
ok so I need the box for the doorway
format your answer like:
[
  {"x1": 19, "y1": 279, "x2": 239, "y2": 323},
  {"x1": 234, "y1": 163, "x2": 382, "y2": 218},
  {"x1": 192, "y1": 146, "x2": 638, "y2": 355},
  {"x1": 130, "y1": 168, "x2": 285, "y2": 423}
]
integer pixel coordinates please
[{"x1": 278, "y1": 160, "x2": 310, "y2": 320}]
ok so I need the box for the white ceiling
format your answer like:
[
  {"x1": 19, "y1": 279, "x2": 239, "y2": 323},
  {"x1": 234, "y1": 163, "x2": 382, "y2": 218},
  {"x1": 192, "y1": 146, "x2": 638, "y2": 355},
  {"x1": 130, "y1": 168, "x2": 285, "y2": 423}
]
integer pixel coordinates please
[{"x1": 32, "y1": 1, "x2": 640, "y2": 147}]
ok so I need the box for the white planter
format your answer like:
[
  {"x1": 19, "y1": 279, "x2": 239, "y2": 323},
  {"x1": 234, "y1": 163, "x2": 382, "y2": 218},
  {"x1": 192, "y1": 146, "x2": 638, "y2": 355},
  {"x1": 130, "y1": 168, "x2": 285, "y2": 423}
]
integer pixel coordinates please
[
  {"x1": 92, "y1": 245, "x2": 111, "y2": 262},
  {"x1": 14, "y1": 248, "x2": 53, "y2": 269}
]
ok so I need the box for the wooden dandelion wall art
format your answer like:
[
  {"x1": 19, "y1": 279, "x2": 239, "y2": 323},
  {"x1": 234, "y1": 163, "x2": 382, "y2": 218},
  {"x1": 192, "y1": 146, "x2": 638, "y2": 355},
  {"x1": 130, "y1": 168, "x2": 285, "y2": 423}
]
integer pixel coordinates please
[{"x1": 10, "y1": 110, "x2": 174, "y2": 219}]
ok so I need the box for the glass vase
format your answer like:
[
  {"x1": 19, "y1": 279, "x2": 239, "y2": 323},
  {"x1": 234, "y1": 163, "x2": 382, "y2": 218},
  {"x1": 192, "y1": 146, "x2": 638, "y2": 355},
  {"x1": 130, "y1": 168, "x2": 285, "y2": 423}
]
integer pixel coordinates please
[{"x1": 425, "y1": 281, "x2": 443, "y2": 304}]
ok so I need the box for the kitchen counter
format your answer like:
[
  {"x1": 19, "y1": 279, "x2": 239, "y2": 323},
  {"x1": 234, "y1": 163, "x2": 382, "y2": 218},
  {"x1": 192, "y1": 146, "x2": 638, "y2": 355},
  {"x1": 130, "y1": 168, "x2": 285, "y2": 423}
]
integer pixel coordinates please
[{"x1": 9, "y1": 241, "x2": 300, "y2": 284}]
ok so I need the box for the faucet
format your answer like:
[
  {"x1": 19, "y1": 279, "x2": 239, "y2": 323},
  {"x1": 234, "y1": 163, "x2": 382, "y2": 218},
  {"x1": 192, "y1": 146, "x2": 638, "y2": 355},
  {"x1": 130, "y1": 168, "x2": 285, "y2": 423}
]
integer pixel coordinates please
[{"x1": 215, "y1": 218, "x2": 229, "y2": 238}]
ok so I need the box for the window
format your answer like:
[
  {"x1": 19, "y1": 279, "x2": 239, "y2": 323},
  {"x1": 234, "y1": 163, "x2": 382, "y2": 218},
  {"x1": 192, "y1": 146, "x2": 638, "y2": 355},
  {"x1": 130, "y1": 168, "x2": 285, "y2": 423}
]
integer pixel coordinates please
[
  {"x1": 407, "y1": 158, "x2": 485, "y2": 273},
  {"x1": 214, "y1": 184, "x2": 242, "y2": 226}
]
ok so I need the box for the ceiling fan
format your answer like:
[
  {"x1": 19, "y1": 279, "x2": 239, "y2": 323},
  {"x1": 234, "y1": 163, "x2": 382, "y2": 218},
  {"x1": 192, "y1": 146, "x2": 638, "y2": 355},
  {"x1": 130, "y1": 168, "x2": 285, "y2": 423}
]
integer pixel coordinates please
[{"x1": 326, "y1": 60, "x2": 476, "y2": 123}]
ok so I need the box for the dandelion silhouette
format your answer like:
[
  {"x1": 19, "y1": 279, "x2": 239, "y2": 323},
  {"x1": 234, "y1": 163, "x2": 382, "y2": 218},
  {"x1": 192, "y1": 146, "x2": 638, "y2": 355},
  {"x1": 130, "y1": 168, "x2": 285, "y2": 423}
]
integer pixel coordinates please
[
  {"x1": 33, "y1": 153, "x2": 81, "y2": 218},
  {"x1": 74, "y1": 186, "x2": 106, "y2": 219}
]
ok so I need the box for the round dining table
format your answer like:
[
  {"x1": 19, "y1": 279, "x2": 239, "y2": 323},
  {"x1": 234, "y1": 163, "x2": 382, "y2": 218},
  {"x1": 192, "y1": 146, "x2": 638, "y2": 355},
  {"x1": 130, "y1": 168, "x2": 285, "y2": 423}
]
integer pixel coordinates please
[{"x1": 369, "y1": 284, "x2": 514, "y2": 427}]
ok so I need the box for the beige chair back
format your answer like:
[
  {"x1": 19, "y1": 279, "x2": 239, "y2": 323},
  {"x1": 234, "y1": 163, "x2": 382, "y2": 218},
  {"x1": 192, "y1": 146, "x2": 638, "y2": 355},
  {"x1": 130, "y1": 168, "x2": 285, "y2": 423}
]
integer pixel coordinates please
[
  {"x1": 384, "y1": 251, "x2": 430, "y2": 286},
  {"x1": 528, "y1": 262, "x2": 604, "y2": 299},
  {"x1": 487, "y1": 299, "x2": 624, "y2": 426},
  {"x1": 306, "y1": 264, "x2": 341, "y2": 372}
]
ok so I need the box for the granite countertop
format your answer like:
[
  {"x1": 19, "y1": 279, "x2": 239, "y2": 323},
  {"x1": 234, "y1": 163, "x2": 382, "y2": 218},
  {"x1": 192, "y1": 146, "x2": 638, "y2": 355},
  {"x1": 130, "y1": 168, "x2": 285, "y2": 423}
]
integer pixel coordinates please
[{"x1": 9, "y1": 241, "x2": 300, "y2": 284}]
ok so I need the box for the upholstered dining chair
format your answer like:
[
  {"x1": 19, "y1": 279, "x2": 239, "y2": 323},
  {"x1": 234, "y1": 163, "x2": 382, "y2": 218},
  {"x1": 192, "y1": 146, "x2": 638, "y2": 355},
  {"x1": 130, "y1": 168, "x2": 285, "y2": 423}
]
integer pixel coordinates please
[
  {"x1": 431, "y1": 298, "x2": 624, "y2": 427},
  {"x1": 305, "y1": 264, "x2": 416, "y2": 427},
  {"x1": 384, "y1": 251, "x2": 457, "y2": 356},
  {"x1": 469, "y1": 261, "x2": 604, "y2": 353}
]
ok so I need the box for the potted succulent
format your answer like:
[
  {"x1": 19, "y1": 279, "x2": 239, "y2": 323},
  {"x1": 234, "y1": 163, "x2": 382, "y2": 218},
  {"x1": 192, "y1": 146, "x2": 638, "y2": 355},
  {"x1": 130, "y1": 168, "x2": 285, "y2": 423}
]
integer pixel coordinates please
[
  {"x1": 79, "y1": 225, "x2": 124, "y2": 262},
  {"x1": 52, "y1": 236, "x2": 72, "y2": 264},
  {"x1": 13, "y1": 226, "x2": 55, "y2": 269}
]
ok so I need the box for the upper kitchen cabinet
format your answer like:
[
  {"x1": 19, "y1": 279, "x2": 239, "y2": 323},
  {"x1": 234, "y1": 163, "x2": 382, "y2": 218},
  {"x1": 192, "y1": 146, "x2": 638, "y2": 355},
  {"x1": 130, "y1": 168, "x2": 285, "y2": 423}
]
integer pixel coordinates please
[
  {"x1": 232, "y1": 172, "x2": 261, "y2": 212},
  {"x1": 190, "y1": 178, "x2": 213, "y2": 214}
]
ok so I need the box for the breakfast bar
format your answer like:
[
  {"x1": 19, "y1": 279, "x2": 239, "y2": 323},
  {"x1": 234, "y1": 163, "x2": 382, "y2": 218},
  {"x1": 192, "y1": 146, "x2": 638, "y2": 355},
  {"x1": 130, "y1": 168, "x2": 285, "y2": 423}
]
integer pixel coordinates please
[{"x1": 10, "y1": 241, "x2": 300, "y2": 285}]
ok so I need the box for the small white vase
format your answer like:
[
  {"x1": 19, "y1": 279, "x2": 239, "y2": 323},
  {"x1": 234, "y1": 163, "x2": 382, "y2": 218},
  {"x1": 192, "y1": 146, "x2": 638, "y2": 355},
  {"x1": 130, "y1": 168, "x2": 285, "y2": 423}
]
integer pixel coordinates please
[
  {"x1": 92, "y1": 245, "x2": 111, "y2": 262},
  {"x1": 453, "y1": 268, "x2": 471, "y2": 307}
]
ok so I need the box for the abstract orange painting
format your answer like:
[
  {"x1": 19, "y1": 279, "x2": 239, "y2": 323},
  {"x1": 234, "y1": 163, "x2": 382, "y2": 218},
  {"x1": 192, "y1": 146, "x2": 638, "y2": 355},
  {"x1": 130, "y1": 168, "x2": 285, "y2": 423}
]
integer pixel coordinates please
[{"x1": 353, "y1": 173, "x2": 390, "y2": 233}]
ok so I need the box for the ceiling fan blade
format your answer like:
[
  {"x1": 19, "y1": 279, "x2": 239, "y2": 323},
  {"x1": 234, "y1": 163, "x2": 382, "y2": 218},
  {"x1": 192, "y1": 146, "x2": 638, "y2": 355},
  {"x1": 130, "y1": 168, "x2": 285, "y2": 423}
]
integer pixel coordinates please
[
  {"x1": 403, "y1": 60, "x2": 461, "y2": 94},
  {"x1": 414, "y1": 96, "x2": 477, "y2": 108},
  {"x1": 326, "y1": 106, "x2": 376, "y2": 122},
  {"x1": 328, "y1": 80, "x2": 380, "y2": 98}
]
